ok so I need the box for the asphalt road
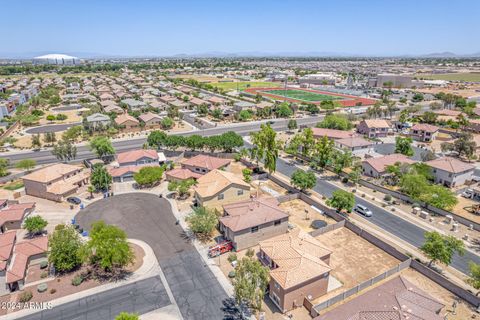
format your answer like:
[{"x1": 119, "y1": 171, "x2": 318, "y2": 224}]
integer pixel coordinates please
[
  {"x1": 1, "y1": 116, "x2": 324, "y2": 166},
  {"x1": 275, "y1": 157, "x2": 480, "y2": 274},
  {"x1": 75, "y1": 193, "x2": 228, "y2": 320},
  {"x1": 16, "y1": 275, "x2": 170, "y2": 320},
  {"x1": 25, "y1": 122, "x2": 81, "y2": 134}
]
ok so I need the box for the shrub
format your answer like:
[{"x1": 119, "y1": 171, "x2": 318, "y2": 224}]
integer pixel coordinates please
[
  {"x1": 72, "y1": 275, "x2": 83, "y2": 286},
  {"x1": 384, "y1": 194, "x2": 392, "y2": 202},
  {"x1": 228, "y1": 270, "x2": 236, "y2": 278},
  {"x1": 391, "y1": 208, "x2": 396, "y2": 212},
  {"x1": 18, "y1": 291, "x2": 33, "y2": 302},
  {"x1": 382, "y1": 203, "x2": 386, "y2": 208},
  {"x1": 40, "y1": 261, "x2": 48, "y2": 269},
  {"x1": 227, "y1": 253, "x2": 237, "y2": 263},
  {"x1": 362, "y1": 193, "x2": 366, "y2": 197},
  {"x1": 50, "y1": 288, "x2": 56, "y2": 294},
  {"x1": 37, "y1": 283, "x2": 48, "y2": 293},
  {"x1": 40, "y1": 271, "x2": 48, "y2": 279},
  {"x1": 342, "y1": 177, "x2": 348, "y2": 183}
]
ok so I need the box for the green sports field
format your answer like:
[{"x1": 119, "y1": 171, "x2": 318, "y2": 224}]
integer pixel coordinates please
[
  {"x1": 262, "y1": 89, "x2": 343, "y2": 102},
  {"x1": 211, "y1": 81, "x2": 282, "y2": 91}
]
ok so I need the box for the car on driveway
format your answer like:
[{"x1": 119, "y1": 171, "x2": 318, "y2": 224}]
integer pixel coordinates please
[
  {"x1": 66, "y1": 197, "x2": 81, "y2": 205},
  {"x1": 355, "y1": 204, "x2": 372, "y2": 217}
]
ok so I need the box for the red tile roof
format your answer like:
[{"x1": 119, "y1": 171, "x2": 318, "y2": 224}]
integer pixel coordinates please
[
  {"x1": 426, "y1": 157, "x2": 475, "y2": 173},
  {"x1": 0, "y1": 231, "x2": 16, "y2": 271},
  {"x1": 363, "y1": 154, "x2": 415, "y2": 174},
  {"x1": 411, "y1": 123, "x2": 439, "y2": 133},
  {"x1": 117, "y1": 149, "x2": 158, "y2": 165},
  {"x1": 312, "y1": 128, "x2": 357, "y2": 140},
  {"x1": 220, "y1": 197, "x2": 287, "y2": 232},
  {"x1": 166, "y1": 168, "x2": 202, "y2": 180},
  {"x1": 0, "y1": 202, "x2": 35, "y2": 229},
  {"x1": 6, "y1": 236, "x2": 48, "y2": 284},
  {"x1": 181, "y1": 155, "x2": 231, "y2": 171}
]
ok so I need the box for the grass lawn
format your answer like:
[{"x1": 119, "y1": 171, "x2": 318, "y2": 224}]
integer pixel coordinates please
[
  {"x1": 414, "y1": 73, "x2": 480, "y2": 82},
  {"x1": 262, "y1": 89, "x2": 343, "y2": 102},
  {"x1": 3, "y1": 180, "x2": 24, "y2": 191},
  {"x1": 211, "y1": 81, "x2": 282, "y2": 91}
]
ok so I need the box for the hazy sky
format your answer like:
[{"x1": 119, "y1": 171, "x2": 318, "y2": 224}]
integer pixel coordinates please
[{"x1": 1, "y1": 0, "x2": 479, "y2": 57}]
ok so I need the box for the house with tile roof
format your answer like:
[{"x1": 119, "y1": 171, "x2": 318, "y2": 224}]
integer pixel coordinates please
[
  {"x1": 114, "y1": 113, "x2": 139, "y2": 130},
  {"x1": 426, "y1": 157, "x2": 475, "y2": 187},
  {"x1": 314, "y1": 276, "x2": 444, "y2": 320},
  {"x1": 410, "y1": 123, "x2": 439, "y2": 142},
  {"x1": 0, "y1": 202, "x2": 35, "y2": 232},
  {"x1": 334, "y1": 136, "x2": 373, "y2": 154},
  {"x1": 312, "y1": 128, "x2": 357, "y2": 140},
  {"x1": 6, "y1": 236, "x2": 48, "y2": 291},
  {"x1": 181, "y1": 154, "x2": 231, "y2": 174},
  {"x1": 0, "y1": 231, "x2": 16, "y2": 277},
  {"x1": 219, "y1": 197, "x2": 289, "y2": 250},
  {"x1": 109, "y1": 149, "x2": 165, "y2": 182},
  {"x1": 259, "y1": 229, "x2": 332, "y2": 313},
  {"x1": 22, "y1": 164, "x2": 90, "y2": 202},
  {"x1": 138, "y1": 112, "x2": 163, "y2": 127},
  {"x1": 165, "y1": 168, "x2": 202, "y2": 182},
  {"x1": 362, "y1": 154, "x2": 415, "y2": 178},
  {"x1": 356, "y1": 119, "x2": 391, "y2": 138},
  {"x1": 194, "y1": 169, "x2": 250, "y2": 209}
]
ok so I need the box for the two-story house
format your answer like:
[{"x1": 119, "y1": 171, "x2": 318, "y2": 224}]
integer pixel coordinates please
[
  {"x1": 109, "y1": 149, "x2": 165, "y2": 182},
  {"x1": 219, "y1": 197, "x2": 289, "y2": 250},
  {"x1": 356, "y1": 119, "x2": 390, "y2": 138},
  {"x1": 180, "y1": 154, "x2": 231, "y2": 175},
  {"x1": 22, "y1": 164, "x2": 90, "y2": 202},
  {"x1": 410, "y1": 123, "x2": 439, "y2": 142},
  {"x1": 426, "y1": 157, "x2": 475, "y2": 187},
  {"x1": 259, "y1": 229, "x2": 332, "y2": 313}
]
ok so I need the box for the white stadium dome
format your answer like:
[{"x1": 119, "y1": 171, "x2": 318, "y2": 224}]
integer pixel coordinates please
[{"x1": 33, "y1": 54, "x2": 80, "y2": 65}]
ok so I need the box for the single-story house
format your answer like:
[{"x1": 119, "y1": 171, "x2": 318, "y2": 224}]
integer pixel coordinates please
[
  {"x1": 0, "y1": 202, "x2": 35, "y2": 233},
  {"x1": 181, "y1": 155, "x2": 231, "y2": 174},
  {"x1": 335, "y1": 137, "x2": 373, "y2": 154},
  {"x1": 311, "y1": 128, "x2": 356, "y2": 140},
  {"x1": 104, "y1": 104, "x2": 124, "y2": 114},
  {"x1": 362, "y1": 154, "x2": 415, "y2": 178},
  {"x1": 139, "y1": 112, "x2": 163, "y2": 127},
  {"x1": 86, "y1": 113, "x2": 111, "y2": 129},
  {"x1": 120, "y1": 98, "x2": 147, "y2": 110},
  {"x1": 259, "y1": 229, "x2": 332, "y2": 313},
  {"x1": 426, "y1": 157, "x2": 475, "y2": 187},
  {"x1": 194, "y1": 169, "x2": 250, "y2": 209},
  {"x1": 165, "y1": 168, "x2": 202, "y2": 182},
  {"x1": 114, "y1": 113, "x2": 140, "y2": 129},
  {"x1": 219, "y1": 197, "x2": 289, "y2": 250}
]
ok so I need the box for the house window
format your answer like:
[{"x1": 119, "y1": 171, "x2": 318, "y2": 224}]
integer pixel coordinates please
[
  {"x1": 237, "y1": 189, "x2": 244, "y2": 196},
  {"x1": 218, "y1": 193, "x2": 224, "y2": 200},
  {"x1": 274, "y1": 220, "x2": 281, "y2": 226},
  {"x1": 251, "y1": 226, "x2": 259, "y2": 233}
]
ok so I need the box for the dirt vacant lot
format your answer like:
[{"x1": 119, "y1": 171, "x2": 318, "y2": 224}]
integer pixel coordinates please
[{"x1": 314, "y1": 227, "x2": 399, "y2": 301}]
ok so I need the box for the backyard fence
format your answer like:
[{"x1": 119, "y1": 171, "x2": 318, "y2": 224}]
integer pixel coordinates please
[
  {"x1": 309, "y1": 220, "x2": 345, "y2": 237},
  {"x1": 310, "y1": 258, "x2": 412, "y2": 317}
]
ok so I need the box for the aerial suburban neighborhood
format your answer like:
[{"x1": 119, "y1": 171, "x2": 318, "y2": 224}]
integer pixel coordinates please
[{"x1": 1, "y1": 1, "x2": 480, "y2": 320}]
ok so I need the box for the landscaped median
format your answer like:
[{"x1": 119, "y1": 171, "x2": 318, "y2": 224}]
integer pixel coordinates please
[{"x1": 0, "y1": 234, "x2": 154, "y2": 318}]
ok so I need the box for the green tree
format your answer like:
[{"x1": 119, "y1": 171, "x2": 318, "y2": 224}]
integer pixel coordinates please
[
  {"x1": 90, "y1": 165, "x2": 112, "y2": 191},
  {"x1": 400, "y1": 174, "x2": 429, "y2": 199},
  {"x1": 161, "y1": 117, "x2": 174, "y2": 129},
  {"x1": 0, "y1": 158, "x2": 9, "y2": 177},
  {"x1": 326, "y1": 190, "x2": 355, "y2": 213},
  {"x1": 186, "y1": 206, "x2": 218, "y2": 238},
  {"x1": 395, "y1": 136, "x2": 414, "y2": 156},
  {"x1": 420, "y1": 185, "x2": 458, "y2": 211},
  {"x1": 422, "y1": 111, "x2": 438, "y2": 124},
  {"x1": 31, "y1": 134, "x2": 42, "y2": 149},
  {"x1": 250, "y1": 124, "x2": 280, "y2": 174},
  {"x1": 275, "y1": 102, "x2": 293, "y2": 118},
  {"x1": 52, "y1": 140, "x2": 77, "y2": 162},
  {"x1": 168, "y1": 178, "x2": 196, "y2": 198},
  {"x1": 15, "y1": 159, "x2": 36, "y2": 171},
  {"x1": 311, "y1": 136, "x2": 334, "y2": 169},
  {"x1": 23, "y1": 215, "x2": 48, "y2": 236},
  {"x1": 185, "y1": 135, "x2": 204, "y2": 151},
  {"x1": 420, "y1": 231, "x2": 465, "y2": 267},
  {"x1": 233, "y1": 255, "x2": 270, "y2": 311},
  {"x1": 115, "y1": 313, "x2": 139, "y2": 320},
  {"x1": 82, "y1": 221, "x2": 134, "y2": 271},
  {"x1": 299, "y1": 128, "x2": 316, "y2": 157},
  {"x1": 317, "y1": 114, "x2": 353, "y2": 130},
  {"x1": 467, "y1": 262, "x2": 480, "y2": 295},
  {"x1": 90, "y1": 136, "x2": 115, "y2": 159},
  {"x1": 147, "y1": 130, "x2": 167, "y2": 149},
  {"x1": 238, "y1": 110, "x2": 253, "y2": 121},
  {"x1": 290, "y1": 169, "x2": 317, "y2": 191},
  {"x1": 331, "y1": 149, "x2": 353, "y2": 174},
  {"x1": 287, "y1": 119, "x2": 297, "y2": 131},
  {"x1": 133, "y1": 166, "x2": 164, "y2": 187},
  {"x1": 242, "y1": 168, "x2": 252, "y2": 183},
  {"x1": 48, "y1": 224, "x2": 84, "y2": 272}
]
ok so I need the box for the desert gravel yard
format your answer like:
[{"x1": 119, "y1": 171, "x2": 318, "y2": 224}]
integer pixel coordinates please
[{"x1": 279, "y1": 199, "x2": 337, "y2": 232}]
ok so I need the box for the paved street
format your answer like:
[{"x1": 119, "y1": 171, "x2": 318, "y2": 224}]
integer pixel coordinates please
[
  {"x1": 76, "y1": 193, "x2": 228, "y2": 320},
  {"x1": 274, "y1": 157, "x2": 480, "y2": 274},
  {"x1": 1, "y1": 116, "x2": 323, "y2": 166},
  {"x1": 25, "y1": 122, "x2": 81, "y2": 134},
  {"x1": 16, "y1": 276, "x2": 170, "y2": 320}
]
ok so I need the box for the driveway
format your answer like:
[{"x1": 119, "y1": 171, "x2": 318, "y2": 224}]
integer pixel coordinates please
[{"x1": 75, "y1": 193, "x2": 228, "y2": 320}]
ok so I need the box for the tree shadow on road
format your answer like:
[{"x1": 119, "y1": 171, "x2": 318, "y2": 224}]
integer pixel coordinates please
[{"x1": 221, "y1": 297, "x2": 243, "y2": 320}]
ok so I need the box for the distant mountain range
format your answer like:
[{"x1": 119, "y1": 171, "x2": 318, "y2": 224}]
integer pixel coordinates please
[{"x1": 1, "y1": 50, "x2": 480, "y2": 59}]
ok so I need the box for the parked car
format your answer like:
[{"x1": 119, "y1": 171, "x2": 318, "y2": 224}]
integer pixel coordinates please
[
  {"x1": 354, "y1": 204, "x2": 372, "y2": 217},
  {"x1": 472, "y1": 176, "x2": 480, "y2": 182},
  {"x1": 66, "y1": 197, "x2": 81, "y2": 205},
  {"x1": 462, "y1": 189, "x2": 474, "y2": 199}
]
